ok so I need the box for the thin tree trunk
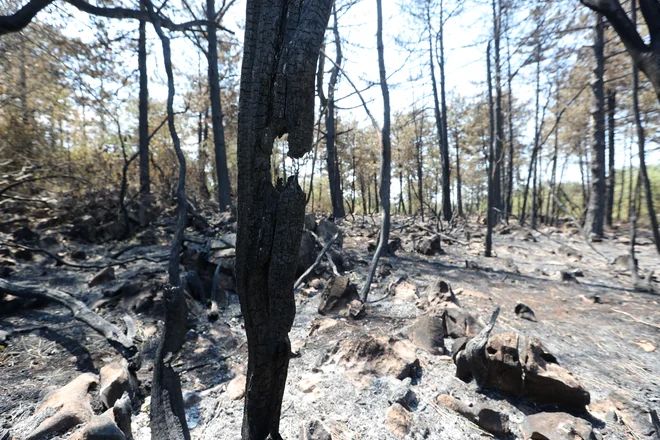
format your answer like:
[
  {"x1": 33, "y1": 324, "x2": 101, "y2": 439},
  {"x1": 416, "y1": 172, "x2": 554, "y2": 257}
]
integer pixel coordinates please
[
  {"x1": 606, "y1": 90, "x2": 615, "y2": 227},
  {"x1": 583, "y1": 13, "x2": 606, "y2": 239},
  {"x1": 631, "y1": 0, "x2": 660, "y2": 254},
  {"x1": 438, "y1": 0, "x2": 451, "y2": 221},
  {"x1": 505, "y1": 33, "x2": 514, "y2": 221},
  {"x1": 321, "y1": 6, "x2": 345, "y2": 219},
  {"x1": 455, "y1": 130, "x2": 463, "y2": 217},
  {"x1": 492, "y1": 0, "x2": 503, "y2": 221},
  {"x1": 373, "y1": 172, "x2": 379, "y2": 213},
  {"x1": 144, "y1": 1, "x2": 189, "y2": 438},
  {"x1": 486, "y1": 41, "x2": 495, "y2": 257},
  {"x1": 520, "y1": 39, "x2": 541, "y2": 226},
  {"x1": 138, "y1": 4, "x2": 151, "y2": 225},
  {"x1": 427, "y1": 1, "x2": 451, "y2": 221},
  {"x1": 234, "y1": 1, "x2": 332, "y2": 439},
  {"x1": 361, "y1": 0, "x2": 391, "y2": 302},
  {"x1": 207, "y1": 0, "x2": 232, "y2": 212}
]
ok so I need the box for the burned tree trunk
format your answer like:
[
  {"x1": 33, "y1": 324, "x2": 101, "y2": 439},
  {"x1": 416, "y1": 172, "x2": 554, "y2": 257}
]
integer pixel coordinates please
[
  {"x1": 144, "y1": 1, "x2": 189, "y2": 439},
  {"x1": 207, "y1": 0, "x2": 232, "y2": 212},
  {"x1": 631, "y1": 0, "x2": 660, "y2": 254},
  {"x1": 361, "y1": 0, "x2": 392, "y2": 302},
  {"x1": 486, "y1": 41, "x2": 495, "y2": 257},
  {"x1": 583, "y1": 14, "x2": 607, "y2": 239},
  {"x1": 235, "y1": 1, "x2": 332, "y2": 439},
  {"x1": 318, "y1": 6, "x2": 346, "y2": 219},
  {"x1": 138, "y1": 3, "x2": 151, "y2": 226},
  {"x1": 606, "y1": 90, "x2": 615, "y2": 227}
]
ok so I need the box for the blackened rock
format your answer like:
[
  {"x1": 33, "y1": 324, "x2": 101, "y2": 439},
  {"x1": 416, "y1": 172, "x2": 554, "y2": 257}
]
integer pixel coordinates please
[
  {"x1": 12, "y1": 226, "x2": 39, "y2": 242},
  {"x1": 515, "y1": 303, "x2": 537, "y2": 322}
]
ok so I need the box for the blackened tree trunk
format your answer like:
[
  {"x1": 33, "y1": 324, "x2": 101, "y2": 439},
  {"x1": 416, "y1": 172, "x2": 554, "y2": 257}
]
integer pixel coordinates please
[
  {"x1": 454, "y1": 130, "x2": 463, "y2": 217},
  {"x1": 505, "y1": 35, "x2": 515, "y2": 222},
  {"x1": 437, "y1": 0, "x2": 451, "y2": 221},
  {"x1": 361, "y1": 0, "x2": 391, "y2": 302},
  {"x1": 605, "y1": 90, "x2": 615, "y2": 227},
  {"x1": 584, "y1": 14, "x2": 607, "y2": 239},
  {"x1": 373, "y1": 172, "x2": 380, "y2": 213},
  {"x1": 207, "y1": 0, "x2": 232, "y2": 212},
  {"x1": 492, "y1": 0, "x2": 503, "y2": 222},
  {"x1": 235, "y1": 1, "x2": 332, "y2": 439},
  {"x1": 198, "y1": 107, "x2": 211, "y2": 200},
  {"x1": 318, "y1": 6, "x2": 345, "y2": 219},
  {"x1": 414, "y1": 110, "x2": 425, "y2": 220},
  {"x1": 631, "y1": 0, "x2": 660, "y2": 254},
  {"x1": 486, "y1": 41, "x2": 495, "y2": 257},
  {"x1": 427, "y1": 1, "x2": 451, "y2": 221},
  {"x1": 144, "y1": 1, "x2": 189, "y2": 438},
  {"x1": 581, "y1": 0, "x2": 660, "y2": 102},
  {"x1": 138, "y1": 4, "x2": 151, "y2": 225}
]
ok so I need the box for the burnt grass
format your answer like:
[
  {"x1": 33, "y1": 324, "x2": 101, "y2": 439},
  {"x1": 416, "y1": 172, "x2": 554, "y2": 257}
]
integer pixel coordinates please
[{"x1": 1, "y1": 213, "x2": 659, "y2": 439}]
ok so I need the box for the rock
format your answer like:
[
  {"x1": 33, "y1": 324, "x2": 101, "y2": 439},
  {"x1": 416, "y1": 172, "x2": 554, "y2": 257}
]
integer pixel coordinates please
[
  {"x1": 71, "y1": 250, "x2": 87, "y2": 260},
  {"x1": 69, "y1": 215, "x2": 98, "y2": 242},
  {"x1": 317, "y1": 219, "x2": 342, "y2": 248},
  {"x1": 409, "y1": 313, "x2": 447, "y2": 354},
  {"x1": 298, "y1": 231, "x2": 318, "y2": 276},
  {"x1": 304, "y1": 213, "x2": 318, "y2": 232},
  {"x1": 392, "y1": 280, "x2": 418, "y2": 303},
  {"x1": 522, "y1": 231, "x2": 537, "y2": 242},
  {"x1": 226, "y1": 374, "x2": 246, "y2": 400},
  {"x1": 610, "y1": 390, "x2": 658, "y2": 437},
  {"x1": 12, "y1": 226, "x2": 39, "y2": 242},
  {"x1": 184, "y1": 391, "x2": 202, "y2": 409},
  {"x1": 455, "y1": 333, "x2": 590, "y2": 411},
  {"x1": 611, "y1": 254, "x2": 634, "y2": 269},
  {"x1": 388, "y1": 237, "x2": 403, "y2": 253},
  {"x1": 414, "y1": 235, "x2": 443, "y2": 256},
  {"x1": 436, "y1": 394, "x2": 510, "y2": 436},
  {"x1": 557, "y1": 245, "x2": 583, "y2": 260},
  {"x1": 111, "y1": 392, "x2": 132, "y2": 439},
  {"x1": 515, "y1": 303, "x2": 537, "y2": 322},
  {"x1": 0, "y1": 329, "x2": 11, "y2": 343},
  {"x1": 89, "y1": 267, "x2": 116, "y2": 287},
  {"x1": 70, "y1": 413, "x2": 126, "y2": 440},
  {"x1": 300, "y1": 419, "x2": 331, "y2": 440},
  {"x1": 521, "y1": 412, "x2": 594, "y2": 440},
  {"x1": 299, "y1": 375, "x2": 321, "y2": 393},
  {"x1": 418, "y1": 279, "x2": 460, "y2": 310},
  {"x1": 25, "y1": 372, "x2": 99, "y2": 440},
  {"x1": 389, "y1": 378, "x2": 417, "y2": 411},
  {"x1": 137, "y1": 229, "x2": 158, "y2": 245},
  {"x1": 99, "y1": 360, "x2": 135, "y2": 409},
  {"x1": 385, "y1": 403, "x2": 412, "y2": 437},
  {"x1": 325, "y1": 335, "x2": 420, "y2": 389},
  {"x1": 318, "y1": 276, "x2": 364, "y2": 319},
  {"x1": 309, "y1": 278, "x2": 325, "y2": 290},
  {"x1": 443, "y1": 306, "x2": 483, "y2": 338}
]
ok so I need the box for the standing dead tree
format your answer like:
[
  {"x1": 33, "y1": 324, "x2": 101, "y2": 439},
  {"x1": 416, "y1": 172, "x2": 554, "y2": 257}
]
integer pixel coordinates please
[
  {"x1": 234, "y1": 0, "x2": 332, "y2": 438},
  {"x1": 144, "y1": 0, "x2": 190, "y2": 438},
  {"x1": 361, "y1": 0, "x2": 392, "y2": 302}
]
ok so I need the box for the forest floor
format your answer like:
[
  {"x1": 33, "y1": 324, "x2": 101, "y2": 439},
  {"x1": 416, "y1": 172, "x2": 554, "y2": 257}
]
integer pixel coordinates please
[{"x1": 1, "y1": 210, "x2": 659, "y2": 439}]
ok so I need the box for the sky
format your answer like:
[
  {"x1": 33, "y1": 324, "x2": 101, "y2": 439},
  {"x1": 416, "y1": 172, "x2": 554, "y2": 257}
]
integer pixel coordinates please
[{"x1": 48, "y1": 0, "x2": 659, "y2": 186}]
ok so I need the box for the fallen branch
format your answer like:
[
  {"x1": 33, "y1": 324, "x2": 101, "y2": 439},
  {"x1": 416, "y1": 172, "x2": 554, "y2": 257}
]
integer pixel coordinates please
[
  {"x1": 611, "y1": 308, "x2": 660, "y2": 330},
  {"x1": 1, "y1": 242, "x2": 169, "y2": 268},
  {"x1": 0, "y1": 174, "x2": 89, "y2": 198},
  {"x1": 0, "y1": 278, "x2": 135, "y2": 352},
  {"x1": 294, "y1": 232, "x2": 339, "y2": 290},
  {"x1": 415, "y1": 224, "x2": 469, "y2": 246}
]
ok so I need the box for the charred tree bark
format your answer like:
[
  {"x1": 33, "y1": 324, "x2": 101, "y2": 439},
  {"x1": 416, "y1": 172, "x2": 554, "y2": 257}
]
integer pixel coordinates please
[
  {"x1": 455, "y1": 130, "x2": 463, "y2": 217},
  {"x1": 361, "y1": 0, "x2": 391, "y2": 302},
  {"x1": 318, "y1": 6, "x2": 345, "y2": 219},
  {"x1": 486, "y1": 41, "x2": 495, "y2": 257},
  {"x1": 584, "y1": 14, "x2": 607, "y2": 239},
  {"x1": 235, "y1": 1, "x2": 332, "y2": 439},
  {"x1": 505, "y1": 34, "x2": 515, "y2": 221},
  {"x1": 138, "y1": 4, "x2": 151, "y2": 225},
  {"x1": 144, "y1": 0, "x2": 190, "y2": 438},
  {"x1": 206, "y1": 0, "x2": 232, "y2": 212},
  {"x1": 414, "y1": 109, "x2": 425, "y2": 221},
  {"x1": 631, "y1": 0, "x2": 660, "y2": 254},
  {"x1": 606, "y1": 90, "x2": 615, "y2": 227},
  {"x1": 492, "y1": 0, "x2": 503, "y2": 222},
  {"x1": 427, "y1": 1, "x2": 451, "y2": 221},
  {"x1": 581, "y1": 0, "x2": 660, "y2": 102}
]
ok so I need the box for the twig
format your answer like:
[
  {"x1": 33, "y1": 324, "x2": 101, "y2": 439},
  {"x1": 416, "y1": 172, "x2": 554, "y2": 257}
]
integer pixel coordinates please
[
  {"x1": 611, "y1": 308, "x2": 660, "y2": 330},
  {"x1": 294, "y1": 232, "x2": 339, "y2": 290},
  {"x1": 325, "y1": 252, "x2": 341, "y2": 277}
]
